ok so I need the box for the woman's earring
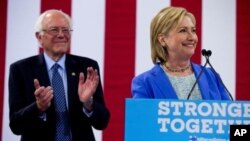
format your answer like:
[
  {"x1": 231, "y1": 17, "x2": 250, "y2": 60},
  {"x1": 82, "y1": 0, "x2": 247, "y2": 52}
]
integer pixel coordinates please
[{"x1": 162, "y1": 43, "x2": 168, "y2": 48}]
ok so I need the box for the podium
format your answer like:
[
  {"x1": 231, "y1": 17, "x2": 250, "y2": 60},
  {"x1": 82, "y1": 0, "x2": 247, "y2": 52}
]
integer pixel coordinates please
[{"x1": 125, "y1": 99, "x2": 250, "y2": 141}]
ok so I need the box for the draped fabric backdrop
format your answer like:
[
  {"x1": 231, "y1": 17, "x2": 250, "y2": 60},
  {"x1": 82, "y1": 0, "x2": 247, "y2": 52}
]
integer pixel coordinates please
[{"x1": 1, "y1": 0, "x2": 250, "y2": 141}]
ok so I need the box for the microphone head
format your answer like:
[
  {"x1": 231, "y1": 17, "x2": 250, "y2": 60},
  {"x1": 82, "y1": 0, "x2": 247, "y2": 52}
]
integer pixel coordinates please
[
  {"x1": 201, "y1": 49, "x2": 212, "y2": 57},
  {"x1": 207, "y1": 50, "x2": 212, "y2": 57},
  {"x1": 201, "y1": 49, "x2": 207, "y2": 56}
]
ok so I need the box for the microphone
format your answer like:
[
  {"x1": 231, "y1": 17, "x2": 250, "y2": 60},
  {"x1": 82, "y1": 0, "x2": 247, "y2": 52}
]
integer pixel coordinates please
[
  {"x1": 187, "y1": 49, "x2": 209, "y2": 99},
  {"x1": 203, "y1": 50, "x2": 234, "y2": 100},
  {"x1": 202, "y1": 49, "x2": 211, "y2": 57}
]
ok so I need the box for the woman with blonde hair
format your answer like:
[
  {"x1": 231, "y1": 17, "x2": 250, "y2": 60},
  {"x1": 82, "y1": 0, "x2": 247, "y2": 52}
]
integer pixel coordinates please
[{"x1": 131, "y1": 6, "x2": 231, "y2": 100}]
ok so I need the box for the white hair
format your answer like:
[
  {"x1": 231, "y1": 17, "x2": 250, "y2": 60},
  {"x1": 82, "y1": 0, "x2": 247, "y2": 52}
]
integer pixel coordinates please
[{"x1": 34, "y1": 9, "x2": 72, "y2": 33}]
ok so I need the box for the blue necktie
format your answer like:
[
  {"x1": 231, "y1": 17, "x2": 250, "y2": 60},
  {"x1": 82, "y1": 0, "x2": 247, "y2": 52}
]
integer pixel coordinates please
[{"x1": 52, "y1": 63, "x2": 71, "y2": 141}]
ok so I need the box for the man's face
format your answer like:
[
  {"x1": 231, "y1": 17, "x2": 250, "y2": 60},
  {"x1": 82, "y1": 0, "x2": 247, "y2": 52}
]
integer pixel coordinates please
[{"x1": 36, "y1": 12, "x2": 71, "y2": 60}]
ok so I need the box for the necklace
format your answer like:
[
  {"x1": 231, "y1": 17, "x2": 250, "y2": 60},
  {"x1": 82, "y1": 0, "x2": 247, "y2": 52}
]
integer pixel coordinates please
[{"x1": 164, "y1": 63, "x2": 191, "y2": 73}]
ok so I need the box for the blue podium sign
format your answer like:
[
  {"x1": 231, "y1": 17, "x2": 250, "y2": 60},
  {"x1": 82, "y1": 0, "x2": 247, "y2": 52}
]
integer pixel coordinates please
[{"x1": 125, "y1": 99, "x2": 250, "y2": 141}]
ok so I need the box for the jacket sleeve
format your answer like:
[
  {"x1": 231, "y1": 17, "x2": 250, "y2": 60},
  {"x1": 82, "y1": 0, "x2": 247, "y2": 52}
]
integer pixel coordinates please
[
  {"x1": 8, "y1": 63, "x2": 47, "y2": 135},
  {"x1": 87, "y1": 61, "x2": 110, "y2": 130},
  {"x1": 131, "y1": 76, "x2": 152, "y2": 98}
]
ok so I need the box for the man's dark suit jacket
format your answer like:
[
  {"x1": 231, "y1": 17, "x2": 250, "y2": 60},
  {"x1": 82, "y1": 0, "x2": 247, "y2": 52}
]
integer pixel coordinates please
[{"x1": 8, "y1": 53, "x2": 110, "y2": 141}]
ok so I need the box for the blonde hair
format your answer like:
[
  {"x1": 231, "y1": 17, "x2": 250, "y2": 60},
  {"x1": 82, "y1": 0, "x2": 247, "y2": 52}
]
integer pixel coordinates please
[{"x1": 150, "y1": 6, "x2": 196, "y2": 64}]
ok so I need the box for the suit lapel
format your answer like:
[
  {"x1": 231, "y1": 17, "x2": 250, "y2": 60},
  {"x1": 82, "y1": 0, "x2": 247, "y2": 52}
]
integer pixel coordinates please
[
  {"x1": 65, "y1": 55, "x2": 79, "y2": 111},
  {"x1": 33, "y1": 54, "x2": 51, "y2": 86},
  {"x1": 151, "y1": 64, "x2": 178, "y2": 99}
]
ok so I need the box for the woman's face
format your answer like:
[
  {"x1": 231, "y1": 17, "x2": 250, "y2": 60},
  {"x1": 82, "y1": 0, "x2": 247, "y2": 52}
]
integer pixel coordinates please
[{"x1": 164, "y1": 16, "x2": 198, "y2": 61}]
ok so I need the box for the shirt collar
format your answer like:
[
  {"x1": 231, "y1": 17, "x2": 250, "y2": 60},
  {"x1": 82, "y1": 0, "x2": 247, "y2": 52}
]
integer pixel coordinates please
[{"x1": 43, "y1": 52, "x2": 66, "y2": 71}]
